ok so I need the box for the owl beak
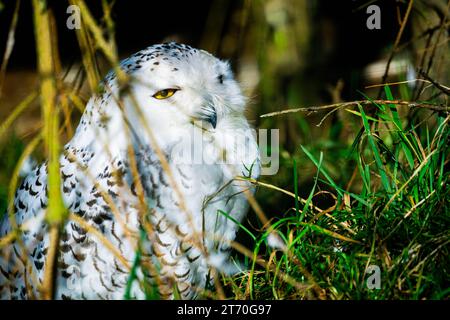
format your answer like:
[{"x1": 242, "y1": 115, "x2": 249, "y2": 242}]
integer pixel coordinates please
[
  {"x1": 208, "y1": 111, "x2": 217, "y2": 129},
  {"x1": 197, "y1": 105, "x2": 217, "y2": 129}
]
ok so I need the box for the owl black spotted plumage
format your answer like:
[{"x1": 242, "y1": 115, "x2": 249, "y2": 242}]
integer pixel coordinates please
[{"x1": 0, "y1": 42, "x2": 260, "y2": 299}]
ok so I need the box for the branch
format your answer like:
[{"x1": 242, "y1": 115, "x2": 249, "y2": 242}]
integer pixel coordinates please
[
  {"x1": 418, "y1": 70, "x2": 450, "y2": 95},
  {"x1": 260, "y1": 100, "x2": 449, "y2": 118},
  {"x1": 378, "y1": 0, "x2": 414, "y2": 99}
]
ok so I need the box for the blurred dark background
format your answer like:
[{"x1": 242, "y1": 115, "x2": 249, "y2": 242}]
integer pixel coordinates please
[{"x1": 0, "y1": 0, "x2": 413, "y2": 88}]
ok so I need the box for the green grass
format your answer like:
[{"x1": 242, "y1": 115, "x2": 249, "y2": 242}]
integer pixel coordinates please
[{"x1": 222, "y1": 87, "x2": 449, "y2": 300}]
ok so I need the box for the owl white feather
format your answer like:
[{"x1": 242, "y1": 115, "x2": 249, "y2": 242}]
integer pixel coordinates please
[{"x1": 0, "y1": 42, "x2": 260, "y2": 299}]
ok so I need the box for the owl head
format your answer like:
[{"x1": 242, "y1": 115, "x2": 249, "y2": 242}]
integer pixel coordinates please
[
  {"x1": 84, "y1": 43, "x2": 241, "y2": 145},
  {"x1": 70, "y1": 42, "x2": 252, "y2": 167}
]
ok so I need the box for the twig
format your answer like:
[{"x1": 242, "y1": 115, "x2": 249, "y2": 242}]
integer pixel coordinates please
[
  {"x1": 41, "y1": 226, "x2": 60, "y2": 300},
  {"x1": 423, "y1": 0, "x2": 450, "y2": 79},
  {"x1": 396, "y1": 21, "x2": 450, "y2": 52},
  {"x1": 418, "y1": 70, "x2": 450, "y2": 95},
  {"x1": 378, "y1": 0, "x2": 414, "y2": 99},
  {"x1": 0, "y1": 91, "x2": 38, "y2": 140},
  {"x1": 260, "y1": 100, "x2": 449, "y2": 118},
  {"x1": 0, "y1": 0, "x2": 21, "y2": 99},
  {"x1": 415, "y1": 0, "x2": 450, "y2": 99},
  {"x1": 365, "y1": 79, "x2": 431, "y2": 89}
]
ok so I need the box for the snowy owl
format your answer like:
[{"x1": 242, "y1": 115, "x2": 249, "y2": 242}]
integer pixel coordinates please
[{"x1": 0, "y1": 42, "x2": 260, "y2": 299}]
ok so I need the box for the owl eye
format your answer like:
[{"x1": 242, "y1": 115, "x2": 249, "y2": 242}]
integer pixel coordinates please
[{"x1": 152, "y1": 88, "x2": 178, "y2": 99}]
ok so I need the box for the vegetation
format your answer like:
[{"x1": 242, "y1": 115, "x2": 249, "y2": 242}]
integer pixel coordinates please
[
  {"x1": 0, "y1": 0, "x2": 448, "y2": 299},
  {"x1": 224, "y1": 92, "x2": 449, "y2": 299}
]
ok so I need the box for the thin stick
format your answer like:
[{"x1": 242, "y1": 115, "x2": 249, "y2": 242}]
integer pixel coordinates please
[
  {"x1": 40, "y1": 226, "x2": 60, "y2": 300},
  {"x1": 0, "y1": 0, "x2": 21, "y2": 99},
  {"x1": 260, "y1": 100, "x2": 449, "y2": 118},
  {"x1": 378, "y1": 0, "x2": 414, "y2": 98},
  {"x1": 418, "y1": 70, "x2": 450, "y2": 95},
  {"x1": 0, "y1": 91, "x2": 38, "y2": 140}
]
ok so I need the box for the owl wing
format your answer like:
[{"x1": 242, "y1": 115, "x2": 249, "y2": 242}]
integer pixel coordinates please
[
  {"x1": 0, "y1": 152, "x2": 139, "y2": 300},
  {"x1": 0, "y1": 162, "x2": 49, "y2": 299}
]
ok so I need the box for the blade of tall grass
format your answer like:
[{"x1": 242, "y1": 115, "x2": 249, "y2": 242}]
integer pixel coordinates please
[
  {"x1": 300, "y1": 151, "x2": 323, "y2": 222},
  {"x1": 358, "y1": 104, "x2": 392, "y2": 193},
  {"x1": 32, "y1": 0, "x2": 66, "y2": 299},
  {"x1": 218, "y1": 210, "x2": 257, "y2": 241},
  {"x1": 0, "y1": 91, "x2": 38, "y2": 140},
  {"x1": 300, "y1": 145, "x2": 343, "y2": 197},
  {"x1": 384, "y1": 85, "x2": 416, "y2": 169},
  {"x1": 293, "y1": 158, "x2": 300, "y2": 220}
]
